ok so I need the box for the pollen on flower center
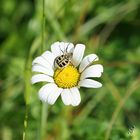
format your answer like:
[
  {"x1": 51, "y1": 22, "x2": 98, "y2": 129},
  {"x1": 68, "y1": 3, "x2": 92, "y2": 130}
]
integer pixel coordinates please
[{"x1": 54, "y1": 65, "x2": 80, "y2": 88}]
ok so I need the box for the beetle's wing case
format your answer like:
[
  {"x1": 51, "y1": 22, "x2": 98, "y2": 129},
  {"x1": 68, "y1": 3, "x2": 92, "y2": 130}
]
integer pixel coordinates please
[{"x1": 54, "y1": 56, "x2": 61, "y2": 69}]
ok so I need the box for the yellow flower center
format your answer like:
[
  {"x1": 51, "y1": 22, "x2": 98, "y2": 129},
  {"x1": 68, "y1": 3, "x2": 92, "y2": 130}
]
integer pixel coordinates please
[{"x1": 54, "y1": 65, "x2": 80, "y2": 88}]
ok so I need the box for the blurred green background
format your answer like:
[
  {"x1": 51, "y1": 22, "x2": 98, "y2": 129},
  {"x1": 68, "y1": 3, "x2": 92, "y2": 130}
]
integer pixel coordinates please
[{"x1": 0, "y1": 0, "x2": 140, "y2": 140}]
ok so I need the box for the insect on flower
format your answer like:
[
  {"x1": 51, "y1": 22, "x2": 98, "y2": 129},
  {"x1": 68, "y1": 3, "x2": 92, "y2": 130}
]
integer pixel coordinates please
[
  {"x1": 31, "y1": 41, "x2": 103, "y2": 106},
  {"x1": 54, "y1": 43, "x2": 73, "y2": 69}
]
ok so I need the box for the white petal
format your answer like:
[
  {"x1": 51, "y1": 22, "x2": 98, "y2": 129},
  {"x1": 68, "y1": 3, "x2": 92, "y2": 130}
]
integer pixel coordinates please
[
  {"x1": 47, "y1": 86, "x2": 63, "y2": 105},
  {"x1": 51, "y1": 41, "x2": 61, "y2": 57},
  {"x1": 72, "y1": 44, "x2": 85, "y2": 67},
  {"x1": 80, "y1": 64, "x2": 103, "y2": 80},
  {"x1": 39, "y1": 83, "x2": 62, "y2": 104},
  {"x1": 32, "y1": 65, "x2": 54, "y2": 76},
  {"x1": 38, "y1": 83, "x2": 57, "y2": 102},
  {"x1": 51, "y1": 41, "x2": 74, "y2": 57},
  {"x1": 62, "y1": 42, "x2": 74, "y2": 53},
  {"x1": 31, "y1": 74, "x2": 54, "y2": 84},
  {"x1": 70, "y1": 87, "x2": 81, "y2": 106},
  {"x1": 42, "y1": 51, "x2": 55, "y2": 67},
  {"x1": 32, "y1": 56, "x2": 53, "y2": 72},
  {"x1": 79, "y1": 54, "x2": 99, "y2": 72},
  {"x1": 61, "y1": 89, "x2": 72, "y2": 105},
  {"x1": 78, "y1": 79, "x2": 102, "y2": 88},
  {"x1": 59, "y1": 42, "x2": 66, "y2": 52}
]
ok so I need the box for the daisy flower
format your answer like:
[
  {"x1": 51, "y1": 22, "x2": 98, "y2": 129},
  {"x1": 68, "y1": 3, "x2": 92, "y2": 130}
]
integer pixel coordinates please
[{"x1": 31, "y1": 41, "x2": 103, "y2": 106}]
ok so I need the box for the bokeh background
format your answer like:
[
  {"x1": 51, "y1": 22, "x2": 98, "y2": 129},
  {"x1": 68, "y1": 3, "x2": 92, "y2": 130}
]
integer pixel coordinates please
[{"x1": 0, "y1": 0, "x2": 140, "y2": 140}]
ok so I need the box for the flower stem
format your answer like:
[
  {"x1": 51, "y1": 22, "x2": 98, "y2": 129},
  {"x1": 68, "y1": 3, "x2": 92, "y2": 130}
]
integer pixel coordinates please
[
  {"x1": 41, "y1": 0, "x2": 45, "y2": 53},
  {"x1": 23, "y1": 104, "x2": 29, "y2": 140},
  {"x1": 23, "y1": 53, "x2": 32, "y2": 140},
  {"x1": 40, "y1": 102, "x2": 48, "y2": 140},
  {"x1": 40, "y1": 0, "x2": 48, "y2": 140}
]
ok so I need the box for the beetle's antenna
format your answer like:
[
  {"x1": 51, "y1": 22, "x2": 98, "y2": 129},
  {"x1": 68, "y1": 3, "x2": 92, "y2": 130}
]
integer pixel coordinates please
[
  {"x1": 59, "y1": 44, "x2": 64, "y2": 53},
  {"x1": 66, "y1": 43, "x2": 70, "y2": 53}
]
